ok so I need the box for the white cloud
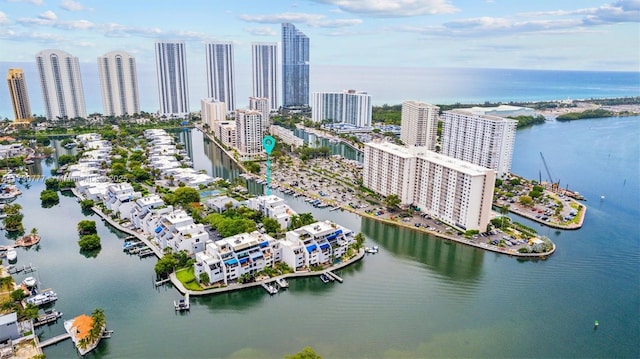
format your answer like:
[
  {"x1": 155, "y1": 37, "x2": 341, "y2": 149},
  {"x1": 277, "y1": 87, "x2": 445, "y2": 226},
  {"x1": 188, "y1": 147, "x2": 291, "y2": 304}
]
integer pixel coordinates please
[
  {"x1": 239, "y1": 12, "x2": 362, "y2": 28},
  {"x1": 60, "y1": 0, "x2": 92, "y2": 12},
  {"x1": 38, "y1": 10, "x2": 56, "y2": 20},
  {"x1": 0, "y1": 11, "x2": 9, "y2": 25},
  {"x1": 244, "y1": 26, "x2": 277, "y2": 36},
  {"x1": 312, "y1": 0, "x2": 458, "y2": 17},
  {"x1": 6, "y1": 0, "x2": 43, "y2": 5},
  {"x1": 520, "y1": 1, "x2": 640, "y2": 24}
]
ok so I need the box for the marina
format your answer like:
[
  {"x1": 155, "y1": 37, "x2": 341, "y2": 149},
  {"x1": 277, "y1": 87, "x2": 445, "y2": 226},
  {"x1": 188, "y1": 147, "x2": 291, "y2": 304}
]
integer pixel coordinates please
[{"x1": 261, "y1": 282, "x2": 279, "y2": 295}]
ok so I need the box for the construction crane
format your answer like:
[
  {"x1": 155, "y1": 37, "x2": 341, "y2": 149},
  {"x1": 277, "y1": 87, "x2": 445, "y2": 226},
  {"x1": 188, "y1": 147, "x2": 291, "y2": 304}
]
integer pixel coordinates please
[{"x1": 539, "y1": 152, "x2": 559, "y2": 192}]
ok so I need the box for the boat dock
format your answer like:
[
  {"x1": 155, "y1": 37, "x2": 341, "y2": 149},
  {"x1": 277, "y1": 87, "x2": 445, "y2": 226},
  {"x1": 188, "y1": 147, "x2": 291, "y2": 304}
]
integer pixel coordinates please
[
  {"x1": 261, "y1": 282, "x2": 278, "y2": 295},
  {"x1": 38, "y1": 333, "x2": 71, "y2": 348},
  {"x1": 325, "y1": 271, "x2": 343, "y2": 283},
  {"x1": 154, "y1": 278, "x2": 171, "y2": 287},
  {"x1": 8, "y1": 263, "x2": 36, "y2": 274},
  {"x1": 174, "y1": 293, "x2": 190, "y2": 311}
]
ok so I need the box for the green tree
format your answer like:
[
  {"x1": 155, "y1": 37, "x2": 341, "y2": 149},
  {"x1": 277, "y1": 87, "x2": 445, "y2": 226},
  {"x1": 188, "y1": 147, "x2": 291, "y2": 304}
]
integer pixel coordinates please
[
  {"x1": 262, "y1": 217, "x2": 281, "y2": 235},
  {"x1": 18, "y1": 303, "x2": 39, "y2": 320},
  {"x1": 383, "y1": 194, "x2": 401, "y2": 209},
  {"x1": 155, "y1": 254, "x2": 178, "y2": 277},
  {"x1": 78, "y1": 234, "x2": 101, "y2": 251},
  {"x1": 285, "y1": 347, "x2": 322, "y2": 359},
  {"x1": 199, "y1": 272, "x2": 210, "y2": 285},
  {"x1": 519, "y1": 195, "x2": 534, "y2": 207},
  {"x1": 354, "y1": 233, "x2": 365, "y2": 249},
  {"x1": 57, "y1": 154, "x2": 76, "y2": 166},
  {"x1": 40, "y1": 189, "x2": 60, "y2": 207},
  {"x1": 45, "y1": 177, "x2": 60, "y2": 191},
  {"x1": 171, "y1": 187, "x2": 201, "y2": 208},
  {"x1": 80, "y1": 199, "x2": 95, "y2": 211},
  {"x1": 10, "y1": 288, "x2": 26, "y2": 302},
  {"x1": 77, "y1": 220, "x2": 97, "y2": 235}
]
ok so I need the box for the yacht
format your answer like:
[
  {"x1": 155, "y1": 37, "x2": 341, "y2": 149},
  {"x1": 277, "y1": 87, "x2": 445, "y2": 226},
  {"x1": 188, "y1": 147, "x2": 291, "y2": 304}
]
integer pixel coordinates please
[
  {"x1": 6, "y1": 249, "x2": 17, "y2": 262},
  {"x1": 24, "y1": 289, "x2": 58, "y2": 306},
  {"x1": 22, "y1": 276, "x2": 37, "y2": 288}
]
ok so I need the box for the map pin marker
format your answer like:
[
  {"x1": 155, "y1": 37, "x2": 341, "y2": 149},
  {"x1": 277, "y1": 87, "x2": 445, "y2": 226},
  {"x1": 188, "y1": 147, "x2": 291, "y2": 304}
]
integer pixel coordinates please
[{"x1": 263, "y1": 135, "x2": 276, "y2": 155}]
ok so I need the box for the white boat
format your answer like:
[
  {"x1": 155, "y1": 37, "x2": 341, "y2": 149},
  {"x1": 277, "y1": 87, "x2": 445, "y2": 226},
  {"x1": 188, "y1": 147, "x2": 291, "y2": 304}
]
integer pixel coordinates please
[
  {"x1": 24, "y1": 289, "x2": 57, "y2": 306},
  {"x1": 365, "y1": 246, "x2": 379, "y2": 254},
  {"x1": 22, "y1": 276, "x2": 37, "y2": 288},
  {"x1": 6, "y1": 249, "x2": 17, "y2": 262},
  {"x1": 276, "y1": 278, "x2": 289, "y2": 289}
]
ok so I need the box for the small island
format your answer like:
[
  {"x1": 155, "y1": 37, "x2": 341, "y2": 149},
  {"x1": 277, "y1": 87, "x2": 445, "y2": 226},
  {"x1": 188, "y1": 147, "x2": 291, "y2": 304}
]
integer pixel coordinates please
[{"x1": 64, "y1": 308, "x2": 107, "y2": 356}]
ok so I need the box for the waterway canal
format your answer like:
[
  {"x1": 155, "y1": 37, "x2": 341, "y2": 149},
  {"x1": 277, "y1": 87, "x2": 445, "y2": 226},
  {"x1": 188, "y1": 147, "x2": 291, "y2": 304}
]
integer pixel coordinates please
[{"x1": 1, "y1": 117, "x2": 637, "y2": 358}]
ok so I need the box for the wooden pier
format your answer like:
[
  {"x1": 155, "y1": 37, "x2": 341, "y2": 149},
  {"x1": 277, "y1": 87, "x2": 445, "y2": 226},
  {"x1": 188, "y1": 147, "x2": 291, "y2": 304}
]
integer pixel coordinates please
[
  {"x1": 155, "y1": 278, "x2": 171, "y2": 287},
  {"x1": 138, "y1": 248, "x2": 155, "y2": 258},
  {"x1": 325, "y1": 271, "x2": 343, "y2": 283},
  {"x1": 38, "y1": 333, "x2": 71, "y2": 348}
]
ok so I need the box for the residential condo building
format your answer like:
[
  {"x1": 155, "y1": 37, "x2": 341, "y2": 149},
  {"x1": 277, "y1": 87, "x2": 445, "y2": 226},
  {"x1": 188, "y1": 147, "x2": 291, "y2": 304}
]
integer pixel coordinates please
[
  {"x1": 249, "y1": 96, "x2": 270, "y2": 129},
  {"x1": 155, "y1": 41, "x2": 189, "y2": 117},
  {"x1": 200, "y1": 98, "x2": 226, "y2": 129},
  {"x1": 400, "y1": 101, "x2": 439, "y2": 150},
  {"x1": 35, "y1": 49, "x2": 87, "y2": 120},
  {"x1": 311, "y1": 89, "x2": 371, "y2": 127},
  {"x1": 235, "y1": 109, "x2": 263, "y2": 157},
  {"x1": 363, "y1": 141, "x2": 495, "y2": 231},
  {"x1": 281, "y1": 23, "x2": 309, "y2": 108},
  {"x1": 251, "y1": 42, "x2": 278, "y2": 111},
  {"x1": 97, "y1": 50, "x2": 140, "y2": 117},
  {"x1": 6, "y1": 68, "x2": 32, "y2": 122},
  {"x1": 441, "y1": 109, "x2": 517, "y2": 178},
  {"x1": 205, "y1": 42, "x2": 236, "y2": 114}
]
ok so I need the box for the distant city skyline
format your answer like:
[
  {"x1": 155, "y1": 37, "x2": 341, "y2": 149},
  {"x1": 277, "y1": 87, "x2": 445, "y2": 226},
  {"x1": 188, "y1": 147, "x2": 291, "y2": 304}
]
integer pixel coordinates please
[{"x1": 0, "y1": 1, "x2": 637, "y2": 71}]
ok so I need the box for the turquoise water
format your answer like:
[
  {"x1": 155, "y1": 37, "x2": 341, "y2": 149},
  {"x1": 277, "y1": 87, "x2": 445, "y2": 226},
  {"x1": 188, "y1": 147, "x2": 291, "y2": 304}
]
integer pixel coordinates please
[{"x1": 2, "y1": 117, "x2": 638, "y2": 358}]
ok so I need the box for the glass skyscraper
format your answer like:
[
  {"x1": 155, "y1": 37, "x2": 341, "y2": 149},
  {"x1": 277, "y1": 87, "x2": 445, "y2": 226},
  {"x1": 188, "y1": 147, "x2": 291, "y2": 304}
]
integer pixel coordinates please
[{"x1": 281, "y1": 23, "x2": 309, "y2": 108}]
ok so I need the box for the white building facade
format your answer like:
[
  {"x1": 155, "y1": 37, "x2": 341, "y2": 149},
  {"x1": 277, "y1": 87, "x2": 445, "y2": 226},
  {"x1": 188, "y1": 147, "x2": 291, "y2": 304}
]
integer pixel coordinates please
[
  {"x1": 35, "y1": 49, "x2": 87, "y2": 120},
  {"x1": 205, "y1": 42, "x2": 236, "y2": 114},
  {"x1": 235, "y1": 109, "x2": 263, "y2": 157},
  {"x1": 400, "y1": 101, "x2": 439, "y2": 150},
  {"x1": 249, "y1": 97, "x2": 270, "y2": 129},
  {"x1": 155, "y1": 41, "x2": 189, "y2": 117},
  {"x1": 363, "y1": 141, "x2": 495, "y2": 231},
  {"x1": 251, "y1": 42, "x2": 278, "y2": 111},
  {"x1": 441, "y1": 109, "x2": 517, "y2": 178},
  {"x1": 97, "y1": 50, "x2": 140, "y2": 117},
  {"x1": 201, "y1": 98, "x2": 226, "y2": 129},
  {"x1": 311, "y1": 90, "x2": 371, "y2": 128}
]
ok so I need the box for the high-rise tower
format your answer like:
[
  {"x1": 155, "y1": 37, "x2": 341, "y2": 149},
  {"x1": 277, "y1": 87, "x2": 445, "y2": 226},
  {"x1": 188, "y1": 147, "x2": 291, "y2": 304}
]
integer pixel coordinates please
[
  {"x1": 7, "y1": 68, "x2": 32, "y2": 122},
  {"x1": 155, "y1": 41, "x2": 189, "y2": 117},
  {"x1": 205, "y1": 42, "x2": 235, "y2": 114},
  {"x1": 281, "y1": 23, "x2": 309, "y2": 108},
  {"x1": 35, "y1": 49, "x2": 87, "y2": 120},
  {"x1": 400, "y1": 101, "x2": 440, "y2": 150},
  {"x1": 98, "y1": 50, "x2": 140, "y2": 117},
  {"x1": 251, "y1": 42, "x2": 278, "y2": 111}
]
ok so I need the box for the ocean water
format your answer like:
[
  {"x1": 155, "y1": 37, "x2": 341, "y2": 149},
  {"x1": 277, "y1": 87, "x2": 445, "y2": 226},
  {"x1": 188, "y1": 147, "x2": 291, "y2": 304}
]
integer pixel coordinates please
[{"x1": 1, "y1": 61, "x2": 639, "y2": 118}]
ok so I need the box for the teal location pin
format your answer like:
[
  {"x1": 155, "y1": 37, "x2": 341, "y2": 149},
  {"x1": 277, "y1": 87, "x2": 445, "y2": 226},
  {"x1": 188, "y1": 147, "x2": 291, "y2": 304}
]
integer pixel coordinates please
[{"x1": 262, "y1": 136, "x2": 276, "y2": 155}]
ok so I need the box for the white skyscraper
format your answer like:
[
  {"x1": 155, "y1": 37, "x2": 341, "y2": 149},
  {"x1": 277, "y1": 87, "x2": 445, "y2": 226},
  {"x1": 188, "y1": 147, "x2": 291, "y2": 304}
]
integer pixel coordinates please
[
  {"x1": 155, "y1": 41, "x2": 189, "y2": 117},
  {"x1": 251, "y1": 42, "x2": 278, "y2": 111},
  {"x1": 441, "y1": 109, "x2": 517, "y2": 178},
  {"x1": 97, "y1": 50, "x2": 140, "y2": 117},
  {"x1": 35, "y1": 49, "x2": 87, "y2": 120},
  {"x1": 205, "y1": 42, "x2": 235, "y2": 114},
  {"x1": 400, "y1": 101, "x2": 440, "y2": 150},
  {"x1": 311, "y1": 90, "x2": 371, "y2": 127},
  {"x1": 363, "y1": 141, "x2": 495, "y2": 231},
  {"x1": 235, "y1": 109, "x2": 263, "y2": 156},
  {"x1": 249, "y1": 97, "x2": 270, "y2": 129}
]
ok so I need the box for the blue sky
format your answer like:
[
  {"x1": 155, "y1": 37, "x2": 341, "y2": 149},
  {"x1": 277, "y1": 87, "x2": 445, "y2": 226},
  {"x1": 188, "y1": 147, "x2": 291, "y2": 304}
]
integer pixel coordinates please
[{"x1": 1, "y1": 0, "x2": 639, "y2": 70}]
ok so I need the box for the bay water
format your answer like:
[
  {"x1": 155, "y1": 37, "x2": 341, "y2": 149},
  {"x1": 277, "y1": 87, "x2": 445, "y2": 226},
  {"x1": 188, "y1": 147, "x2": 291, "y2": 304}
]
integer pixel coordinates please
[{"x1": 1, "y1": 116, "x2": 638, "y2": 358}]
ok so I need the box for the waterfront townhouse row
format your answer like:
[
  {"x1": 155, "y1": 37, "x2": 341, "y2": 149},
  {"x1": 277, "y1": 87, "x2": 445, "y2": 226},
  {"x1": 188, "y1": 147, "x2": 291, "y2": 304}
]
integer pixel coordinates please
[
  {"x1": 143, "y1": 129, "x2": 217, "y2": 188},
  {"x1": 194, "y1": 220, "x2": 355, "y2": 285},
  {"x1": 363, "y1": 140, "x2": 495, "y2": 232}
]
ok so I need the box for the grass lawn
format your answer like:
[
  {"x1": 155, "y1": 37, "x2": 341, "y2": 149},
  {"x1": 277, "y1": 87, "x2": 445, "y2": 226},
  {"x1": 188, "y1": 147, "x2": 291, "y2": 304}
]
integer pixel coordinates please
[{"x1": 175, "y1": 267, "x2": 202, "y2": 291}]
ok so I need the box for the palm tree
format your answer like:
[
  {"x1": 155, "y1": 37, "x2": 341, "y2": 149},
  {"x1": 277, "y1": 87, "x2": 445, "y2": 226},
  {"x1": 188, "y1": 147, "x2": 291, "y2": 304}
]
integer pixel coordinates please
[
  {"x1": 500, "y1": 205, "x2": 510, "y2": 229},
  {"x1": 30, "y1": 227, "x2": 38, "y2": 235}
]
